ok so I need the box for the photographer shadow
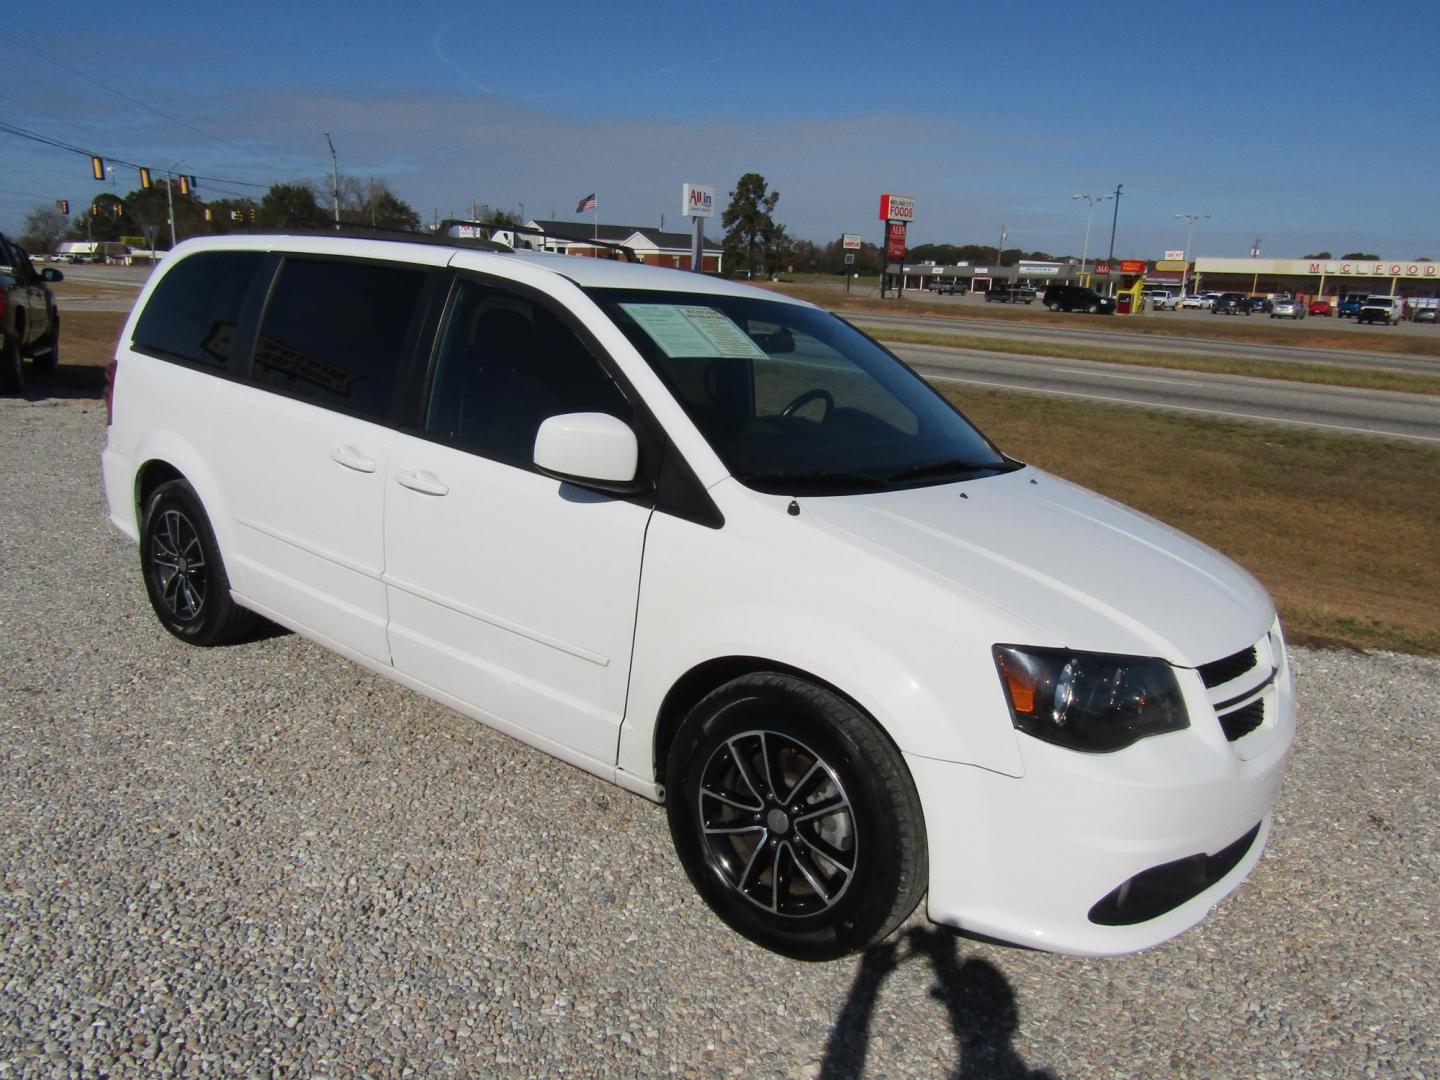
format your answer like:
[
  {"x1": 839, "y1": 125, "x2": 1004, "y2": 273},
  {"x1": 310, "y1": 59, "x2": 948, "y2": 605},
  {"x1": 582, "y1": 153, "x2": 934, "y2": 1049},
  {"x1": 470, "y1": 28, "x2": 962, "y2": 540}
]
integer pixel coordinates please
[{"x1": 820, "y1": 927, "x2": 1056, "y2": 1080}]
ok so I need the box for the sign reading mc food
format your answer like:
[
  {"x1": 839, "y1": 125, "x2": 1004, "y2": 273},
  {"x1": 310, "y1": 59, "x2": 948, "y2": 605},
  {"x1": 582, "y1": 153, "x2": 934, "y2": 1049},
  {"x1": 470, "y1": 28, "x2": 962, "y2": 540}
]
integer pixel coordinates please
[{"x1": 878, "y1": 194, "x2": 916, "y2": 222}]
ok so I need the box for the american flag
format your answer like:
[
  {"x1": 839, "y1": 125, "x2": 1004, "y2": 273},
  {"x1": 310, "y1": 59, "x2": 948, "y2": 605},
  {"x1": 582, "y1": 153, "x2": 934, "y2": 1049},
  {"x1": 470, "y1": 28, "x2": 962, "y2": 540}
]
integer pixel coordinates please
[{"x1": 576, "y1": 192, "x2": 597, "y2": 214}]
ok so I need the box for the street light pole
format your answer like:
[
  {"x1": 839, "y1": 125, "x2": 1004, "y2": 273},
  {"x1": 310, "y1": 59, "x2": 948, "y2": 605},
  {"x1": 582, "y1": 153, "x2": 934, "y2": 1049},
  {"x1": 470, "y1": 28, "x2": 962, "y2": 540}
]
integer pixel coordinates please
[
  {"x1": 1103, "y1": 183, "x2": 1123, "y2": 295},
  {"x1": 1174, "y1": 212, "x2": 1210, "y2": 295},
  {"x1": 1072, "y1": 193, "x2": 1113, "y2": 279},
  {"x1": 165, "y1": 161, "x2": 182, "y2": 250},
  {"x1": 324, "y1": 133, "x2": 340, "y2": 229}
]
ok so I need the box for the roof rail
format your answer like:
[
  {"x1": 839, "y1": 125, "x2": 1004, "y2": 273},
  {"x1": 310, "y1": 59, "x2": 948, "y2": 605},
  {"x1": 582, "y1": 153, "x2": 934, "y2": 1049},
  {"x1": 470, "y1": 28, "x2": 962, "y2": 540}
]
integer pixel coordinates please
[
  {"x1": 237, "y1": 219, "x2": 512, "y2": 253},
  {"x1": 435, "y1": 219, "x2": 642, "y2": 263}
]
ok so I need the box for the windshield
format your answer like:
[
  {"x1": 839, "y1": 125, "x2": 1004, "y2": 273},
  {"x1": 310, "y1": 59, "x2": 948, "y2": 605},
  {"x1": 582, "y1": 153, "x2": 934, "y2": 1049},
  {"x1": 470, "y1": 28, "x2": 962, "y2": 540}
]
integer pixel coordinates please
[{"x1": 587, "y1": 288, "x2": 1015, "y2": 495}]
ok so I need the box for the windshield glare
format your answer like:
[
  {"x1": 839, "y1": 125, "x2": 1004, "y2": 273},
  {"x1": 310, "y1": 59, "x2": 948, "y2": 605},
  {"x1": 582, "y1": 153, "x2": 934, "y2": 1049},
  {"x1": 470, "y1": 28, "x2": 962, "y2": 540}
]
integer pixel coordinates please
[{"x1": 588, "y1": 288, "x2": 1013, "y2": 495}]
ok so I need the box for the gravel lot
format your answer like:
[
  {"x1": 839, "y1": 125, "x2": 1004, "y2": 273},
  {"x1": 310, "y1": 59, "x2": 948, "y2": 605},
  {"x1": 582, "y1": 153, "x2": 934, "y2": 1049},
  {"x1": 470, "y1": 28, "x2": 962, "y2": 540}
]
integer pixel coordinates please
[{"x1": 2, "y1": 396, "x2": 1436, "y2": 1078}]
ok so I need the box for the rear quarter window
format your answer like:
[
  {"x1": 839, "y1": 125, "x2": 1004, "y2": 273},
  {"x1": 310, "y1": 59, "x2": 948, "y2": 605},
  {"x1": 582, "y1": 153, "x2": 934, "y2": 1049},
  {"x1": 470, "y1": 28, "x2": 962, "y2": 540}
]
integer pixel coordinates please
[{"x1": 132, "y1": 251, "x2": 265, "y2": 368}]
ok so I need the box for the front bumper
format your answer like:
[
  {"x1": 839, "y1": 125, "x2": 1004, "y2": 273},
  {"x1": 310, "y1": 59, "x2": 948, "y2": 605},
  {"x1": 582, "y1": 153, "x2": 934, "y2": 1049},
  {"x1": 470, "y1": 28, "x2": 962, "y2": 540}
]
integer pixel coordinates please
[{"x1": 910, "y1": 634, "x2": 1295, "y2": 956}]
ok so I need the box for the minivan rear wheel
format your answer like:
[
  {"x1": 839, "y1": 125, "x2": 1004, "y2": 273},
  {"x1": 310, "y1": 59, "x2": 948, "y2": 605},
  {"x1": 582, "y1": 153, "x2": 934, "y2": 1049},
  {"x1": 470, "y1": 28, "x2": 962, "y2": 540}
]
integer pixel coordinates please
[
  {"x1": 665, "y1": 673, "x2": 927, "y2": 960},
  {"x1": 140, "y1": 479, "x2": 257, "y2": 646}
]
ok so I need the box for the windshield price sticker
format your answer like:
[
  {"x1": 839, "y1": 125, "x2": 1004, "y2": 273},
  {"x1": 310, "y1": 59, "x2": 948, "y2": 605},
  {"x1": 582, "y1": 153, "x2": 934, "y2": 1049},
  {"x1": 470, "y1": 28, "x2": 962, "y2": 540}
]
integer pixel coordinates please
[{"x1": 621, "y1": 304, "x2": 768, "y2": 360}]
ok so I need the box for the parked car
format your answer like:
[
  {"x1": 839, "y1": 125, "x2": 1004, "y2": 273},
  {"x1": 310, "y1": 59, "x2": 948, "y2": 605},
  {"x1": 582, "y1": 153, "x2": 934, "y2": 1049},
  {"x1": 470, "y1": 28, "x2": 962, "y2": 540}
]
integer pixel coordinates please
[
  {"x1": 1270, "y1": 298, "x2": 1305, "y2": 320},
  {"x1": 1356, "y1": 295, "x2": 1403, "y2": 325},
  {"x1": 1308, "y1": 300, "x2": 1333, "y2": 316},
  {"x1": 933, "y1": 278, "x2": 967, "y2": 295},
  {"x1": 1337, "y1": 297, "x2": 1364, "y2": 318},
  {"x1": 0, "y1": 231, "x2": 63, "y2": 393},
  {"x1": 985, "y1": 283, "x2": 1036, "y2": 304},
  {"x1": 102, "y1": 232, "x2": 1295, "y2": 960},
  {"x1": 1179, "y1": 294, "x2": 1211, "y2": 309},
  {"x1": 1142, "y1": 289, "x2": 1180, "y2": 310},
  {"x1": 1410, "y1": 298, "x2": 1437, "y2": 323},
  {"x1": 1042, "y1": 284, "x2": 1116, "y2": 314},
  {"x1": 1249, "y1": 296, "x2": 1273, "y2": 314},
  {"x1": 1212, "y1": 293, "x2": 1253, "y2": 315}
]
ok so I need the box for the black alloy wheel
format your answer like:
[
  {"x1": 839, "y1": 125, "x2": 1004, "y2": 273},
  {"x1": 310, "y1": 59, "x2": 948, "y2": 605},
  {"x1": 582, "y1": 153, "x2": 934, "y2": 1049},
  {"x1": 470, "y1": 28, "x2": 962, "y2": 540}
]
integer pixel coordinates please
[
  {"x1": 140, "y1": 479, "x2": 256, "y2": 646},
  {"x1": 666, "y1": 673, "x2": 927, "y2": 960}
]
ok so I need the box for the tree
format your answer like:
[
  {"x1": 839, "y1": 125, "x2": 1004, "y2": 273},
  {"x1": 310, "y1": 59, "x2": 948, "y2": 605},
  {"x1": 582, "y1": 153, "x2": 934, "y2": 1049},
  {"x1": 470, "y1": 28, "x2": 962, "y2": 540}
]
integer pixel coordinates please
[
  {"x1": 20, "y1": 206, "x2": 68, "y2": 254},
  {"x1": 1340, "y1": 251, "x2": 1378, "y2": 260},
  {"x1": 331, "y1": 176, "x2": 422, "y2": 231},
  {"x1": 1302, "y1": 251, "x2": 1333, "y2": 260},
  {"x1": 721, "y1": 172, "x2": 781, "y2": 274},
  {"x1": 257, "y1": 182, "x2": 323, "y2": 229}
]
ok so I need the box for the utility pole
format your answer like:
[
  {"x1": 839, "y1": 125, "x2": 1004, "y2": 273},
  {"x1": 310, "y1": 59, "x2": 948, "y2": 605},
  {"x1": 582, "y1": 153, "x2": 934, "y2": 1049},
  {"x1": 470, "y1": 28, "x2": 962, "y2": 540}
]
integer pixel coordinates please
[
  {"x1": 1174, "y1": 212, "x2": 1210, "y2": 295},
  {"x1": 324, "y1": 133, "x2": 340, "y2": 229},
  {"x1": 165, "y1": 161, "x2": 182, "y2": 250},
  {"x1": 1105, "y1": 183, "x2": 1124, "y2": 294},
  {"x1": 1072, "y1": 193, "x2": 1114, "y2": 280}
]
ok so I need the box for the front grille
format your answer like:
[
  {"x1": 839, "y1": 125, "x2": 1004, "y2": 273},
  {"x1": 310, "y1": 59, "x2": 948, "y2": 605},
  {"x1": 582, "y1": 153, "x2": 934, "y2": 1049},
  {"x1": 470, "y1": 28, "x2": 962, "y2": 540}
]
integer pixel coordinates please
[
  {"x1": 1198, "y1": 646, "x2": 1258, "y2": 689},
  {"x1": 1088, "y1": 823, "x2": 1262, "y2": 926},
  {"x1": 1219, "y1": 699, "x2": 1265, "y2": 742}
]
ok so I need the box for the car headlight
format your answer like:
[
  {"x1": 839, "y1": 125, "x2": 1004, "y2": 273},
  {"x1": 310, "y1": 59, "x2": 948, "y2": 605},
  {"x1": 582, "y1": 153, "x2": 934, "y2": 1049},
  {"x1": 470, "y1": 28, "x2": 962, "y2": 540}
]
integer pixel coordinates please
[{"x1": 992, "y1": 645, "x2": 1188, "y2": 753}]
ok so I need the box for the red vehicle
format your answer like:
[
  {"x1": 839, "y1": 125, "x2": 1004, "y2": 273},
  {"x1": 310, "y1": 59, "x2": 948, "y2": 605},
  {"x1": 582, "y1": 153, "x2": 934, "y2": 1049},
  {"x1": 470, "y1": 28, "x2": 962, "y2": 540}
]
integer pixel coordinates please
[{"x1": 1308, "y1": 299, "x2": 1333, "y2": 316}]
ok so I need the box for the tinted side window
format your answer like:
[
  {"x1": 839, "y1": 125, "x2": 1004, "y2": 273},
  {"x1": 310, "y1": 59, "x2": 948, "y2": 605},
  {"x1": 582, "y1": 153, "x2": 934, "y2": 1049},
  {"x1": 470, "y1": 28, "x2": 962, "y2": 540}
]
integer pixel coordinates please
[
  {"x1": 424, "y1": 280, "x2": 630, "y2": 465},
  {"x1": 254, "y1": 257, "x2": 427, "y2": 420},
  {"x1": 132, "y1": 251, "x2": 264, "y2": 368}
]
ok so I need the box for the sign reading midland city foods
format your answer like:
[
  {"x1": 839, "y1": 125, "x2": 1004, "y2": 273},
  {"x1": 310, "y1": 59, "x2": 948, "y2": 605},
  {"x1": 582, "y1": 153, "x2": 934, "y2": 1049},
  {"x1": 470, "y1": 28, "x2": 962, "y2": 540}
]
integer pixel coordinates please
[{"x1": 878, "y1": 194, "x2": 916, "y2": 222}]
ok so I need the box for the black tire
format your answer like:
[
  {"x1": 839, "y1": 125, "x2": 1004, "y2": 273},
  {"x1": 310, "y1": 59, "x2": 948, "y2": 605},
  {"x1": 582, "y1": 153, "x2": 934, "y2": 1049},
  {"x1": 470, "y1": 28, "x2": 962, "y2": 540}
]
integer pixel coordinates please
[
  {"x1": 139, "y1": 479, "x2": 257, "y2": 646},
  {"x1": 0, "y1": 332, "x2": 22, "y2": 394},
  {"x1": 665, "y1": 673, "x2": 927, "y2": 960},
  {"x1": 1046, "y1": 301, "x2": 1060, "y2": 311},
  {"x1": 31, "y1": 315, "x2": 59, "y2": 375}
]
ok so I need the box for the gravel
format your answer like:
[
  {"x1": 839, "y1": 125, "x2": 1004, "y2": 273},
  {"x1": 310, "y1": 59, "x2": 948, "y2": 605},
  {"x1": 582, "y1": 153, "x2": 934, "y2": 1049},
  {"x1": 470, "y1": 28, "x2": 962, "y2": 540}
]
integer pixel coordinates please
[{"x1": 2, "y1": 395, "x2": 1436, "y2": 1078}]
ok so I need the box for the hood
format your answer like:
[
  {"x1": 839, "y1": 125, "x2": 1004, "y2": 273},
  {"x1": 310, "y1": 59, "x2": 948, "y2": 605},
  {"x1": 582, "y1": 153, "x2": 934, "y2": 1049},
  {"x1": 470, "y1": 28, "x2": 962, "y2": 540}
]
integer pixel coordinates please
[{"x1": 799, "y1": 466, "x2": 1273, "y2": 668}]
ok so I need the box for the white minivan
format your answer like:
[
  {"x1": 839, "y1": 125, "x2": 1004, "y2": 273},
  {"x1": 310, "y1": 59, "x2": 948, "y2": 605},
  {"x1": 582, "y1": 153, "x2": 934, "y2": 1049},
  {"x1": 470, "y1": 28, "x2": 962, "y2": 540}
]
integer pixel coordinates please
[{"x1": 102, "y1": 232, "x2": 1295, "y2": 959}]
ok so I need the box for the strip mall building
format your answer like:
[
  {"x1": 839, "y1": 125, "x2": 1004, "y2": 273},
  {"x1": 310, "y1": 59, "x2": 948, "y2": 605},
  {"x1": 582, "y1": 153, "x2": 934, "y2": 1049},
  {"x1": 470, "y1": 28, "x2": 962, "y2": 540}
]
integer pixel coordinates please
[{"x1": 1192, "y1": 257, "x2": 1440, "y2": 301}]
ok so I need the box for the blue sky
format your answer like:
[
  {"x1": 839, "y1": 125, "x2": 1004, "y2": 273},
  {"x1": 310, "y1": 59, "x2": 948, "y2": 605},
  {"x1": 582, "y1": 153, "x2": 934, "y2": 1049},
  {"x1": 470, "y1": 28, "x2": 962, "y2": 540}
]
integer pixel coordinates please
[{"x1": 3, "y1": 2, "x2": 1436, "y2": 260}]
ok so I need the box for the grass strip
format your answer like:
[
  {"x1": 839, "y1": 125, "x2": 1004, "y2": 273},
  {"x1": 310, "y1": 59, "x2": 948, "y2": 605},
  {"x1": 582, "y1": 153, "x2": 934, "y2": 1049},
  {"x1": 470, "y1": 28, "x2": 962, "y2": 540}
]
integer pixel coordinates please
[{"x1": 854, "y1": 326, "x2": 1440, "y2": 397}]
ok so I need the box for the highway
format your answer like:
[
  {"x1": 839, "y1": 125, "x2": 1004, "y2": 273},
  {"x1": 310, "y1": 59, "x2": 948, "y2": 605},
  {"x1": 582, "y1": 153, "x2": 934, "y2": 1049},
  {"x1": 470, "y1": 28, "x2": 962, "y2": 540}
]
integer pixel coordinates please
[{"x1": 891, "y1": 341, "x2": 1440, "y2": 444}]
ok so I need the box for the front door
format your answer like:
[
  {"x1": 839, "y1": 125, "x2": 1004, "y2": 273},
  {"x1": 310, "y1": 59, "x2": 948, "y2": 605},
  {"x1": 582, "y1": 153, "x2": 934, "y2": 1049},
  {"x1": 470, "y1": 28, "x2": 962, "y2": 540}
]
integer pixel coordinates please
[{"x1": 383, "y1": 278, "x2": 651, "y2": 766}]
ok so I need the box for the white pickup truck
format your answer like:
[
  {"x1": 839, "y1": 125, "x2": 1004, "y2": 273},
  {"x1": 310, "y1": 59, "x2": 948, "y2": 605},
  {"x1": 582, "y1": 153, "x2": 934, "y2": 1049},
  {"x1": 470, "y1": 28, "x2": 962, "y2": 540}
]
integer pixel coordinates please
[{"x1": 1143, "y1": 288, "x2": 1180, "y2": 311}]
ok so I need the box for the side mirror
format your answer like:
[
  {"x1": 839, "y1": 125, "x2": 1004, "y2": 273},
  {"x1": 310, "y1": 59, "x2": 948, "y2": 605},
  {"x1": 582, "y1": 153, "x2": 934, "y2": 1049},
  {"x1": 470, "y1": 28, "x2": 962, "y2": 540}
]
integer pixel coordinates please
[
  {"x1": 533, "y1": 413, "x2": 643, "y2": 494},
  {"x1": 41, "y1": 267, "x2": 64, "y2": 282}
]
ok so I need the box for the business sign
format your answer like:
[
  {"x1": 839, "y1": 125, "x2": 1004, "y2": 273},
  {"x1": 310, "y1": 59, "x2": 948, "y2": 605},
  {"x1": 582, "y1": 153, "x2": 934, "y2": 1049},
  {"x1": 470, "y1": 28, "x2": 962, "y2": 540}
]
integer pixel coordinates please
[
  {"x1": 682, "y1": 183, "x2": 715, "y2": 218},
  {"x1": 886, "y1": 221, "x2": 908, "y2": 260},
  {"x1": 1165, "y1": 250, "x2": 1185, "y2": 261},
  {"x1": 842, "y1": 233, "x2": 862, "y2": 250},
  {"x1": 1093, "y1": 263, "x2": 1111, "y2": 274},
  {"x1": 878, "y1": 194, "x2": 916, "y2": 222},
  {"x1": 1120, "y1": 259, "x2": 1147, "y2": 274},
  {"x1": 1311, "y1": 260, "x2": 1438, "y2": 278},
  {"x1": 1017, "y1": 262, "x2": 1061, "y2": 277},
  {"x1": 844, "y1": 253, "x2": 856, "y2": 265},
  {"x1": 1155, "y1": 260, "x2": 1189, "y2": 272}
]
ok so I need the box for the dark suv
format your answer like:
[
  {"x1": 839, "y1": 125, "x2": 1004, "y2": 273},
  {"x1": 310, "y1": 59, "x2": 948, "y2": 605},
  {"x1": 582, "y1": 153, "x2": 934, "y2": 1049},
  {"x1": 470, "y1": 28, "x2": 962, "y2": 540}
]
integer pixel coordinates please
[
  {"x1": 933, "y1": 278, "x2": 967, "y2": 295},
  {"x1": 1042, "y1": 284, "x2": 1116, "y2": 314},
  {"x1": 1, "y1": 232, "x2": 63, "y2": 392},
  {"x1": 1212, "y1": 293, "x2": 1253, "y2": 316}
]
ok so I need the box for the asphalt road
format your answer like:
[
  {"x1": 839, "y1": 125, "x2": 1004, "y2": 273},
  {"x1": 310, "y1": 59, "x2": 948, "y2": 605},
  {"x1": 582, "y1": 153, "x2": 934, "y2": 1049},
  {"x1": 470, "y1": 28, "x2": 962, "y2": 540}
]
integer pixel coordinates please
[
  {"x1": 1, "y1": 397, "x2": 1436, "y2": 1077},
  {"x1": 891, "y1": 342, "x2": 1440, "y2": 444},
  {"x1": 850, "y1": 309, "x2": 1440, "y2": 376}
]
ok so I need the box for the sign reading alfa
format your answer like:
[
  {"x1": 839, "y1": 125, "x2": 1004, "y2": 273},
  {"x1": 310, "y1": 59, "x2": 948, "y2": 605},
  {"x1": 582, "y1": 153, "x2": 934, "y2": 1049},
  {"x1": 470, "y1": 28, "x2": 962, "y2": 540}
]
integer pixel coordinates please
[
  {"x1": 842, "y1": 233, "x2": 862, "y2": 250},
  {"x1": 878, "y1": 194, "x2": 916, "y2": 221},
  {"x1": 885, "y1": 221, "x2": 908, "y2": 260},
  {"x1": 682, "y1": 184, "x2": 715, "y2": 218}
]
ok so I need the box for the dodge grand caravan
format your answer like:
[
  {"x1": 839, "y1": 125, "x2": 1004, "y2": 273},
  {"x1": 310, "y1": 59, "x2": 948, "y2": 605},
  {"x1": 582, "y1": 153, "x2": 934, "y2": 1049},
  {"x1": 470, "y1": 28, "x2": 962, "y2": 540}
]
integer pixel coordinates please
[{"x1": 102, "y1": 232, "x2": 1295, "y2": 959}]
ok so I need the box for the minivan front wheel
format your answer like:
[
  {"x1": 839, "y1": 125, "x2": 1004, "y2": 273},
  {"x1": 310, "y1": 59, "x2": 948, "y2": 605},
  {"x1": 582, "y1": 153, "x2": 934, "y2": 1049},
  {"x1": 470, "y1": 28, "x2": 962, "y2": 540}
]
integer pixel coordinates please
[
  {"x1": 140, "y1": 480, "x2": 256, "y2": 646},
  {"x1": 665, "y1": 673, "x2": 927, "y2": 960}
]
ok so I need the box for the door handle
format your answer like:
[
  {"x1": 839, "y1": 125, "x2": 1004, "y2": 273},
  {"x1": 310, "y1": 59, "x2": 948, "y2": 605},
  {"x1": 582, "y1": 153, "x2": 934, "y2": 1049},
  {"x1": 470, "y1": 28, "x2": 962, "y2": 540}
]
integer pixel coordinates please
[
  {"x1": 330, "y1": 445, "x2": 377, "y2": 473},
  {"x1": 396, "y1": 469, "x2": 449, "y2": 496}
]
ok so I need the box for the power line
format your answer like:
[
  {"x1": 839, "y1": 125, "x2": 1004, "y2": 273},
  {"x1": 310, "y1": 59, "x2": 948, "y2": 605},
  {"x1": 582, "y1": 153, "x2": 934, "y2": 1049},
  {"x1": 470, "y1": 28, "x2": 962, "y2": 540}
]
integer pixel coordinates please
[{"x1": 0, "y1": 119, "x2": 268, "y2": 190}]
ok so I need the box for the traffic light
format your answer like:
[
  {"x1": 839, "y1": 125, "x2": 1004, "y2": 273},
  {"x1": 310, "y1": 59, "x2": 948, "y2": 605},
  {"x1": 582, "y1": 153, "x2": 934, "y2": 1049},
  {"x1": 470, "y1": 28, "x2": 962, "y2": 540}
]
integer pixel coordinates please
[
  {"x1": 115, "y1": 203, "x2": 123, "y2": 218},
  {"x1": 91, "y1": 156, "x2": 104, "y2": 180},
  {"x1": 230, "y1": 209, "x2": 242, "y2": 222},
  {"x1": 91, "y1": 204, "x2": 99, "y2": 217},
  {"x1": 247, "y1": 207, "x2": 257, "y2": 223},
  {"x1": 204, "y1": 207, "x2": 212, "y2": 222},
  {"x1": 179, "y1": 175, "x2": 191, "y2": 196},
  {"x1": 57, "y1": 199, "x2": 70, "y2": 215},
  {"x1": 139, "y1": 167, "x2": 152, "y2": 189}
]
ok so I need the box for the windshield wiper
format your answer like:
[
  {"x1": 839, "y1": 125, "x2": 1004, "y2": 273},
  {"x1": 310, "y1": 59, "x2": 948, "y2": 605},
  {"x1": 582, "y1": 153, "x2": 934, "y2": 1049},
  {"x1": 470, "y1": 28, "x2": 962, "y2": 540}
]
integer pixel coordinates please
[
  {"x1": 741, "y1": 470, "x2": 890, "y2": 494},
  {"x1": 886, "y1": 458, "x2": 1015, "y2": 483}
]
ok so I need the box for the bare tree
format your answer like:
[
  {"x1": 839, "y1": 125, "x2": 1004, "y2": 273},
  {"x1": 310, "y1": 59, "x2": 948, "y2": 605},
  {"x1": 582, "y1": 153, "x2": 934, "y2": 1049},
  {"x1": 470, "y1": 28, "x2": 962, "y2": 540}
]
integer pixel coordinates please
[{"x1": 20, "y1": 206, "x2": 68, "y2": 254}]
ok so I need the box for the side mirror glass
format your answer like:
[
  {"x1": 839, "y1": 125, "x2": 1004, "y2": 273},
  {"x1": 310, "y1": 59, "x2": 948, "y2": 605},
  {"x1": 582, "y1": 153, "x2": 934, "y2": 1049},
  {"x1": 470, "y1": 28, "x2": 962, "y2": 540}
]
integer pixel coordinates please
[
  {"x1": 41, "y1": 267, "x2": 64, "y2": 283},
  {"x1": 533, "y1": 412, "x2": 642, "y2": 494}
]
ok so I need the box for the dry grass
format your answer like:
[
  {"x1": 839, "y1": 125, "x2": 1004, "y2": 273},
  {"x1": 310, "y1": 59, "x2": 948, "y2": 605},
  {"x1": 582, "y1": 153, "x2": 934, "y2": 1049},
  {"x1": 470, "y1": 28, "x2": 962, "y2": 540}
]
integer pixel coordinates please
[
  {"x1": 853, "y1": 326, "x2": 1440, "y2": 396},
  {"x1": 54, "y1": 313, "x2": 1439, "y2": 654},
  {"x1": 948, "y1": 386, "x2": 1440, "y2": 656},
  {"x1": 765, "y1": 283, "x2": 1440, "y2": 359}
]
